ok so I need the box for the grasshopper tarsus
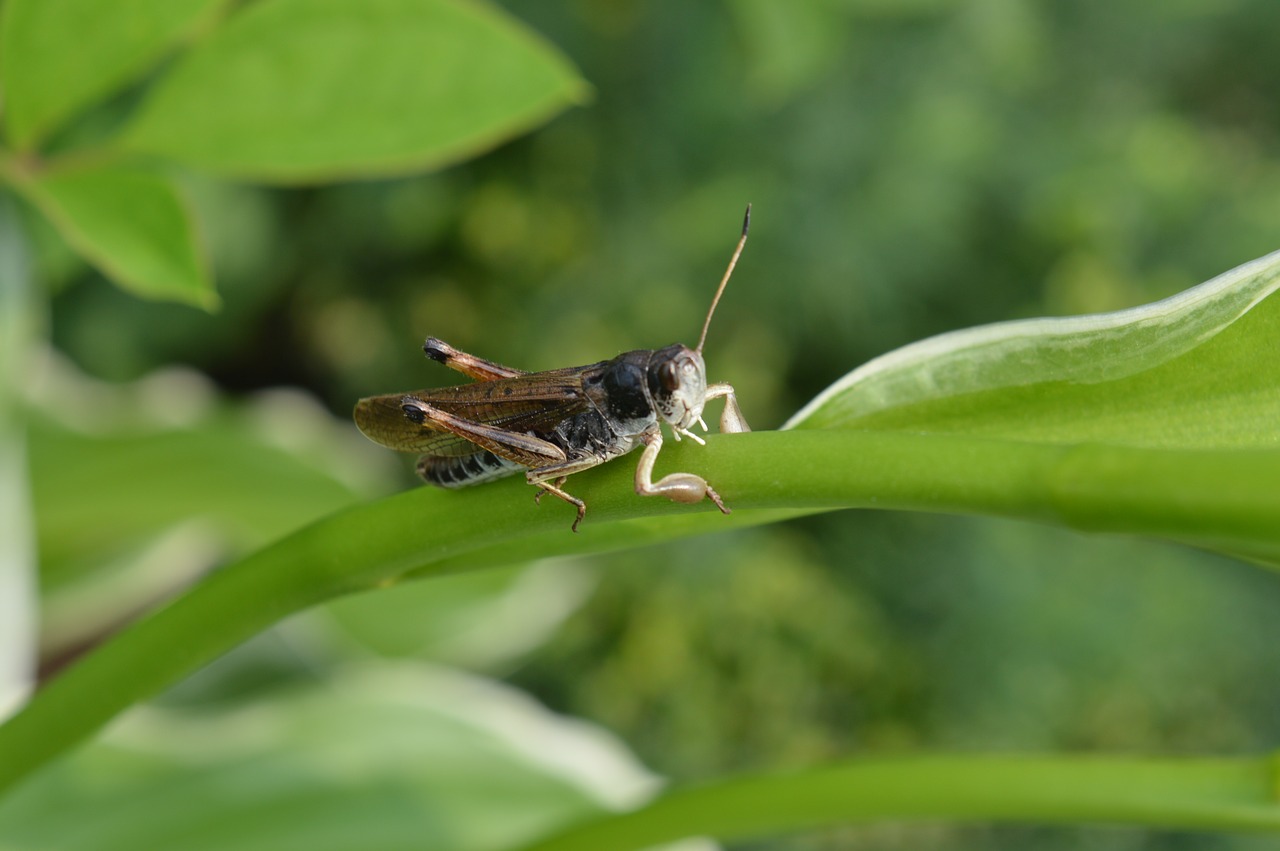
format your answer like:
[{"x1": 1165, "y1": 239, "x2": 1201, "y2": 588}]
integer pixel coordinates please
[
  {"x1": 534, "y1": 477, "x2": 586, "y2": 532},
  {"x1": 705, "y1": 484, "x2": 730, "y2": 515}
]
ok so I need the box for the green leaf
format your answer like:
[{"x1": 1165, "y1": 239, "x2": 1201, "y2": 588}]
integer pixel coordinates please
[
  {"x1": 781, "y1": 249, "x2": 1280, "y2": 564},
  {"x1": 0, "y1": 664, "x2": 659, "y2": 851},
  {"x1": 32, "y1": 415, "x2": 373, "y2": 581},
  {"x1": 786, "y1": 249, "x2": 1280, "y2": 449},
  {"x1": 325, "y1": 562, "x2": 595, "y2": 669},
  {"x1": 0, "y1": 0, "x2": 228, "y2": 151},
  {"x1": 518, "y1": 754, "x2": 1280, "y2": 850},
  {"x1": 119, "y1": 0, "x2": 589, "y2": 184},
  {"x1": 16, "y1": 163, "x2": 215, "y2": 308}
]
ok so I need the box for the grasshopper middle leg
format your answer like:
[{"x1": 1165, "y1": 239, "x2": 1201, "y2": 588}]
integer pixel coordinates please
[{"x1": 527, "y1": 458, "x2": 610, "y2": 532}]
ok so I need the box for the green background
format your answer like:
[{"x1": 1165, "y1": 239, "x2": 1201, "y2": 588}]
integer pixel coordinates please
[{"x1": 5, "y1": 1, "x2": 1280, "y2": 849}]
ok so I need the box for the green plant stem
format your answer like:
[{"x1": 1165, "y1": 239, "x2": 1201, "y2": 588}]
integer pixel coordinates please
[
  {"x1": 517, "y1": 754, "x2": 1280, "y2": 850},
  {"x1": 1, "y1": 430, "x2": 1277, "y2": 797}
]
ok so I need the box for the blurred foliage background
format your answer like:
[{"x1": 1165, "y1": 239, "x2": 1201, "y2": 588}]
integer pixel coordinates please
[{"x1": 12, "y1": 1, "x2": 1280, "y2": 849}]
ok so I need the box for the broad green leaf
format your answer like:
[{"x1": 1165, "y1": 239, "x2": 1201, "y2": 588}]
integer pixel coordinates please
[
  {"x1": 0, "y1": 0, "x2": 228, "y2": 151},
  {"x1": 786, "y1": 249, "x2": 1280, "y2": 448},
  {"x1": 119, "y1": 0, "x2": 589, "y2": 183},
  {"x1": 782, "y1": 249, "x2": 1280, "y2": 563},
  {"x1": 17, "y1": 163, "x2": 214, "y2": 308},
  {"x1": 0, "y1": 664, "x2": 661, "y2": 851}
]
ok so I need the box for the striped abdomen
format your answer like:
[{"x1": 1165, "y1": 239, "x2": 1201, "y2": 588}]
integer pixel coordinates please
[{"x1": 417, "y1": 450, "x2": 522, "y2": 489}]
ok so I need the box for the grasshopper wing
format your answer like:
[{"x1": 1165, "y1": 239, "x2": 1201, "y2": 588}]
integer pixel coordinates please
[{"x1": 353, "y1": 365, "x2": 601, "y2": 457}]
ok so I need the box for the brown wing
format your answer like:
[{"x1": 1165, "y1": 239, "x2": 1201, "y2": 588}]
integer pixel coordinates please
[{"x1": 353, "y1": 365, "x2": 602, "y2": 456}]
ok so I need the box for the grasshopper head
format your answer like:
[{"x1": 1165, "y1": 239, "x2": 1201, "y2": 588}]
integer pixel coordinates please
[{"x1": 647, "y1": 344, "x2": 707, "y2": 432}]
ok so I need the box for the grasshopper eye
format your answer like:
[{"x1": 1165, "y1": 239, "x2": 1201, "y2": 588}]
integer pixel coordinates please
[{"x1": 659, "y1": 361, "x2": 680, "y2": 393}]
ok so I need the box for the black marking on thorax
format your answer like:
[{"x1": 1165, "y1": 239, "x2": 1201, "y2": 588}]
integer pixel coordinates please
[
  {"x1": 544, "y1": 409, "x2": 619, "y2": 459},
  {"x1": 599, "y1": 360, "x2": 652, "y2": 422}
]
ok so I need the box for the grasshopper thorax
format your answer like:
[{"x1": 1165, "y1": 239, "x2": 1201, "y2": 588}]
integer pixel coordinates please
[{"x1": 646, "y1": 344, "x2": 707, "y2": 432}]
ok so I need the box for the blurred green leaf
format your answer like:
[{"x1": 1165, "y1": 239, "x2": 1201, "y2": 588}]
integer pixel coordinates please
[
  {"x1": 0, "y1": 0, "x2": 227, "y2": 151},
  {"x1": 728, "y1": 0, "x2": 850, "y2": 102},
  {"x1": 17, "y1": 163, "x2": 214, "y2": 308},
  {"x1": 0, "y1": 196, "x2": 38, "y2": 718},
  {"x1": 0, "y1": 663, "x2": 659, "y2": 851},
  {"x1": 326, "y1": 562, "x2": 594, "y2": 670},
  {"x1": 119, "y1": 0, "x2": 589, "y2": 184},
  {"x1": 22, "y1": 357, "x2": 394, "y2": 655},
  {"x1": 32, "y1": 415, "x2": 370, "y2": 582},
  {"x1": 519, "y1": 754, "x2": 1280, "y2": 850}
]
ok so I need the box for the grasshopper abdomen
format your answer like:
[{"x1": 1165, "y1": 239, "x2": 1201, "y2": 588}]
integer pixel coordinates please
[{"x1": 417, "y1": 449, "x2": 521, "y2": 488}]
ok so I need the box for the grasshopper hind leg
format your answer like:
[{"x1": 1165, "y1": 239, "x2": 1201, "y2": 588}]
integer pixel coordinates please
[{"x1": 423, "y1": 338, "x2": 524, "y2": 381}]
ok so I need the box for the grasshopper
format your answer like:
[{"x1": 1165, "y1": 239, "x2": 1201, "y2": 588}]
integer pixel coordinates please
[{"x1": 354, "y1": 206, "x2": 752, "y2": 531}]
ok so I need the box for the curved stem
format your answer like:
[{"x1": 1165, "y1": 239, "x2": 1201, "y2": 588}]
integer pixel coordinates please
[{"x1": 0, "y1": 430, "x2": 1277, "y2": 796}]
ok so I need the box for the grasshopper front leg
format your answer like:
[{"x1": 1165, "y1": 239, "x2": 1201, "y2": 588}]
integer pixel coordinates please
[
  {"x1": 705, "y1": 382, "x2": 750, "y2": 434},
  {"x1": 634, "y1": 431, "x2": 730, "y2": 514}
]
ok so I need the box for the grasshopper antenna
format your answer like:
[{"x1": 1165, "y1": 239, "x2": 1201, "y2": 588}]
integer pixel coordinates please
[{"x1": 696, "y1": 203, "x2": 751, "y2": 355}]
